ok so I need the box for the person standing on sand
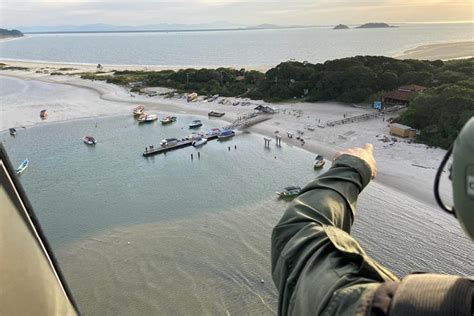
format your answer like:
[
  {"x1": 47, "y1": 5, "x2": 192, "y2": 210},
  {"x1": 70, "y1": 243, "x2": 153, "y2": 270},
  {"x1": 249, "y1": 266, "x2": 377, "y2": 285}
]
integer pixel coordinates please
[{"x1": 272, "y1": 143, "x2": 473, "y2": 315}]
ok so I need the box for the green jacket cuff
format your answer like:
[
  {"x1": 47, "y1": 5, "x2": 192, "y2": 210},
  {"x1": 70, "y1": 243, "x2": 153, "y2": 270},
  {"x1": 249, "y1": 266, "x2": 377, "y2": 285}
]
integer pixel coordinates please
[{"x1": 333, "y1": 154, "x2": 372, "y2": 189}]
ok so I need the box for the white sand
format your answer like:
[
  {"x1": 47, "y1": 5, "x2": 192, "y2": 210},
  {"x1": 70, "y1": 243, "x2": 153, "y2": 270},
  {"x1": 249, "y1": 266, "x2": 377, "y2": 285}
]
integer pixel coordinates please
[
  {"x1": 395, "y1": 41, "x2": 474, "y2": 60},
  {"x1": 0, "y1": 59, "x2": 271, "y2": 73},
  {"x1": 0, "y1": 68, "x2": 452, "y2": 209}
]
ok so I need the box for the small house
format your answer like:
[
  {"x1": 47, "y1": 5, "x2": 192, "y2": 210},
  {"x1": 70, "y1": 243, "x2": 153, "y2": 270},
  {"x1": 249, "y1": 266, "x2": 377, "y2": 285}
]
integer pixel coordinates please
[
  {"x1": 382, "y1": 85, "x2": 427, "y2": 106},
  {"x1": 389, "y1": 123, "x2": 416, "y2": 138}
]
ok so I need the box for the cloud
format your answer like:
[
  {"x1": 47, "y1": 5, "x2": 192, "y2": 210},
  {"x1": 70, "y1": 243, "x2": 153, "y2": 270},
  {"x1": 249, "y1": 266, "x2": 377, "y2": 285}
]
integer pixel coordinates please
[{"x1": 1, "y1": 0, "x2": 472, "y2": 28}]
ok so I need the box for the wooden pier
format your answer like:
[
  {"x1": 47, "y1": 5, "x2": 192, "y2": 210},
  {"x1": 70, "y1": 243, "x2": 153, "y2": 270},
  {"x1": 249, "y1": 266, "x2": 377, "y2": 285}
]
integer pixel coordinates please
[
  {"x1": 326, "y1": 105, "x2": 406, "y2": 127},
  {"x1": 143, "y1": 135, "x2": 218, "y2": 156},
  {"x1": 142, "y1": 112, "x2": 272, "y2": 157}
]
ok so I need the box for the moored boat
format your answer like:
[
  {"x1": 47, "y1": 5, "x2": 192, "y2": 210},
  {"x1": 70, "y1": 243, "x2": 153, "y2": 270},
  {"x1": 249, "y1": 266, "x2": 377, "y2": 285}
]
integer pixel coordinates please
[
  {"x1": 160, "y1": 138, "x2": 179, "y2": 147},
  {"x1": 16, "y1": 158, "x2": 29, "y2": 175},
  {"x1": 82, "y1": 136, "x2": 97, "y2": 145},
  {"x1": 133, "y1": 105, "x2": 145, "y2": 116},
  {"x1": 138, "y1": 113, "x2": 158, "y2": 123},
  {"x1": 314, "y1": 155, "x2": 325, "y2": 169},
  {"x1": 188, "y1": 120, "x2": 203, "y2": 128},
  {"x1": 192, "y1": 138, "x2": 207, "y2": 147},
  {"x1": 208, "y1": 111, "x2": 225, "y2": 117},
  {"x1": 276, "y1": 186, "x2": 301, "y2": 199},
  {"x1": 204, "y1": 128, "x2": 221, "y2": 138},
  {"x1": 161, "y1": 116, "x2": 177, "y2": 124},
  {"x1": 217, "y1": 129, "x2": 235, "y2": 139},
  {"x1": 40, "y1": 109, "x2": 48, "y2": 120},
  {"x1": 187, "y1": 92, "x2": 198, "y2": 102},
  {"x1": 9, "y1": 128, "x2": 17, "y2": 136}
]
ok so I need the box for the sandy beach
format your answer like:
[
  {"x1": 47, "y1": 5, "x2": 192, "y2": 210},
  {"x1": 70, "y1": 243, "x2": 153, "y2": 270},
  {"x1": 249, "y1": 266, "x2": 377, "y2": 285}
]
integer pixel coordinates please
[
  {"x1": 0, "y1": 66, "x2": 453, "y2": 210},
  {"x1": 396, "y1": 41, "x2": 474, "y2": 60}
]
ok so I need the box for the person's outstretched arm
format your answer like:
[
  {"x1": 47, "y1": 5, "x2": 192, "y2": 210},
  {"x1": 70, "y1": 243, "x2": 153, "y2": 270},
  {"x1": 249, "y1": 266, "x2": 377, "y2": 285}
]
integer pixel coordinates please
[{"x1": 272, "y1": 144, "x2": 398, "y2": 315}]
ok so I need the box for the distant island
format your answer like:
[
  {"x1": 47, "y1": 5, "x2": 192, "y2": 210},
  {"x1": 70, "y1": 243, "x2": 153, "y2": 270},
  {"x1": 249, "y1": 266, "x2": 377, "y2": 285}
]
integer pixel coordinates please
[
  {"x1": 356, "y1": 22, "x2": 397, "y2": 29},
  {"x1": 333, "y1": 24, "x2": 349, "y2": 30},
  {"x1": 0, "y1": 28, "x2": 24, "y2": 39}
]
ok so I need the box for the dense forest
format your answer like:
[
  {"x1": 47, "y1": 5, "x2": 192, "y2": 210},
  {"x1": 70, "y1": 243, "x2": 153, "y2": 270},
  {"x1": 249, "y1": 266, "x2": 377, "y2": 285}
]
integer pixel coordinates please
[
  {"x1": 80, "y1": 56, "x2": 473, "y2": 148},
  {"x1": 398, "y1": 78, "x2": 474, "y2": 148},
  {"x1": 0, "y1": 28, "x2": 23, "y2": 38}
]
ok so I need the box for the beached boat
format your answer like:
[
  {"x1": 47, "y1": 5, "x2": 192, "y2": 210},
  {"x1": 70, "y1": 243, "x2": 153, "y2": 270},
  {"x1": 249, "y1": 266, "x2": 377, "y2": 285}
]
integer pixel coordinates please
[
  {"x1": 205, "y1": 94, "x2": 219, "y2": 103},
  {"x1": 188, "y1": 120, "x2": 203, "y2": 128},
  {"x1": 314, "y1": 155, "x2": 325, "y2": 169},
  {"x1": 9, "y1": 128, "x2": 17, "y2": 136},
  {"x1": 217, "y1": 129, "x2": 235, "y2": 139},
  {"x1": 40, "y1": 109, "x2": 48, "y2": 120},
  {"x1": 133, "y1": 105, "x2": 145, "y2": 116},
  {"x1": 276, "y1": 186, "x2": 301, "y2": 199},
  {"x1": 187, "y1": 92, "x2": 198, "y2": 102},
  {"x1": 82, "y1": 136, "x2": 97, "y2": 145},
  {"x1": 138, "y1": 113, "x2": 158, "y2": 123},
  {"x1": 160, "y1": 116, "x2": 177, "y2": 124},
  {"x1": 160, "y1": 138, "x2": 179, "y2": 147},
  {"x1": 208, "y1": 111, "x2": 225, "y2": 117},
  {"x1": 16, "y1": 159, "x2": 29, "y2": 175},
  {"x1": 192, "y1": 138, "x2": 207, "y2": 147}
]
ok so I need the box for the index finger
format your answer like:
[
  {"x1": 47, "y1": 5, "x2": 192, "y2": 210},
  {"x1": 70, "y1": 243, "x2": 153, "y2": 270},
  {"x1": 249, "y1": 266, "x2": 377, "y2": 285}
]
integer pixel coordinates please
[{"x1": 364, "y1": 143, "x2": 374, "y2": 153}]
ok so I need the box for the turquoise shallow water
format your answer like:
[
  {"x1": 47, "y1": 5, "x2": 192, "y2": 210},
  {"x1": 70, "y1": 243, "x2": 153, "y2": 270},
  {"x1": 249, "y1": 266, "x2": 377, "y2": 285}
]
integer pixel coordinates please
[{"x1": 1, "y1": 115, "x2": 321, "y2": 247}]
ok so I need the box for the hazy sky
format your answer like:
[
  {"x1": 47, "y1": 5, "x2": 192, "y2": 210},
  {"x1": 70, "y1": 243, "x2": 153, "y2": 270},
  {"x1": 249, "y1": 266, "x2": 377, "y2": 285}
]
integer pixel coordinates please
[{"x1": 1, "y1": 0, "x2": 473, "y2": 28}]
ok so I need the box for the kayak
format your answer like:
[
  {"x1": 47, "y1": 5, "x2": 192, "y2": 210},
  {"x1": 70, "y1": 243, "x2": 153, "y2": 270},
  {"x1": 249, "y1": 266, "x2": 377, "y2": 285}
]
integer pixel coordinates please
[{"x1": 16, "y1": 158, "x2": 29, "y2": 175}]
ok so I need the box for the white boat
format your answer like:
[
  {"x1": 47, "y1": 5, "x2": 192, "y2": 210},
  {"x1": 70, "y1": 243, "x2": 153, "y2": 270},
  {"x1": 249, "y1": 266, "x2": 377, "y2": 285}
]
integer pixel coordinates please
[
  {"x1": 133, "y1": 105, "x2": 145, "y2": 116},
  {"x1": 16, "y1": 159, "x2": 29, "y2": 175},
  {"x1": 188, "y1": 120, "x2": 203, "y2": 128},
  {"x1": 160, "y1": 138, "x2": 179, "y2": 147},
  {"x1": 82, "y1": 136, "x2": 97, "y2": 145},
  {"x1": 314, "y1": 155, "x2": 325, "y2": 169},
  {"x1": 204, "y1": 128, "x2": 221, "y2": 138},
  {"x1": 192, "y1": 138, "x2": 207, "y2": 147},
  {"x1": 138, "y1": 113, "x2": 158, "y2": 123},
  {"x1": 217, "y1": 129, "x2": 235, "y2": 139}
]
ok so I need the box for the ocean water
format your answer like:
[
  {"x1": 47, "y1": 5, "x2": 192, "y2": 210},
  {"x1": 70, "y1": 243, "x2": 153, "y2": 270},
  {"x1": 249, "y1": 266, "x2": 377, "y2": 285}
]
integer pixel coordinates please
[
  {"x1": 0, "y1": 23, "x2": 472, "y2": 67},
  {"x1": 1, "y1": 77, "x2": 472, "y2": 314}
]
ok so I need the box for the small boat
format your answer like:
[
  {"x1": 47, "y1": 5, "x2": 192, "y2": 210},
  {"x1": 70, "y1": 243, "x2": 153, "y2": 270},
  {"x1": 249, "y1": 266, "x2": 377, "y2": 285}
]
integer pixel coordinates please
[
  {"x1": 160, "y1": 138, "x2": 179, "y2": 147},
  {"x1": 208, "y1": 111, "x2": 225, "y2": 117},
  {"x1": 9, "y1": 128, "x2": 17, "y2": 136},
  {"x1": 185, "y1": 133, "x2": 204, "y2": 141},
  {"x1": 192, "y1": 138, "x2": 207, "y2": 147},
  {"x1": 276, "y1": 186, "x2": 301, "y2": 199},
  {"x1": 218, "y1": 129, "x2": 235, "y2": 139},
  {"x1": 138, "y1": 113, "x2": 158, "y2": 123},
  {"x1": 40, "y1": 109, "x2": 48, "y2": 120},
  {"x1": 133, "y1": 105, "x2": 145, "y2": 116},
  {"x1": 314, "y1": 155, "x2": 325, "y2": 169},
  {"x1": 82, "y1": 136, "x2": 97, "y2": 145},
  {"x1": 161, "y1": 116, "x2": 177, "y2": 124},
  {"x1": 205, "y1": 94, "x2": 219, "y2": 103},
  {"x1": 188, "y1": 120, "x2": 203, "y2": 128},
  {"x1": 187, "y1": 92, "x2": 198, "y2": 102},
  {"x1": 204, "y1": 128, "x2": 221, "y2": 138},
  {"x1": 16, "y1": 159, "x2": 29, "y2": 175}
]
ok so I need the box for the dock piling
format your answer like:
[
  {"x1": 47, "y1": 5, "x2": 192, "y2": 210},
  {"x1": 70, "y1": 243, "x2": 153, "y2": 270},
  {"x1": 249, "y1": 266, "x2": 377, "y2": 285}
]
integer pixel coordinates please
[
  {"x1": 276, "y1": 135, "x2": 282, "y2": 147},
  {"x1": 264, "y1": 137, "x2": 271, "y2": 148}
]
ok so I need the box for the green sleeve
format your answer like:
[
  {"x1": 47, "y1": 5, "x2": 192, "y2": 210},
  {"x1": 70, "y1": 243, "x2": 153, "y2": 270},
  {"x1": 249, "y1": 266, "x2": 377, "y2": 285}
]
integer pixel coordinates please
[{"x1": 271, "y1": 155, "x2": 398, "y2": 315}]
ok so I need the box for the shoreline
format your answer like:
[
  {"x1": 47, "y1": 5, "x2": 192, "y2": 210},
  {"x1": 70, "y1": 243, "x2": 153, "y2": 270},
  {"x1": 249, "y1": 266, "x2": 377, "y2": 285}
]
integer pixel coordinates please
[
  {"x1": 0, "y1": 58, "x2": 273, "y2": 73},
  {"x1": 0, "y1": 69, "x2": 452, "y2": 209},
  {"x1": 394, "y1": 40, "x2": 474, "y2": 60},
  {"x1": 0, "y1": 40, "x2": 472, "y2": 73}
]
